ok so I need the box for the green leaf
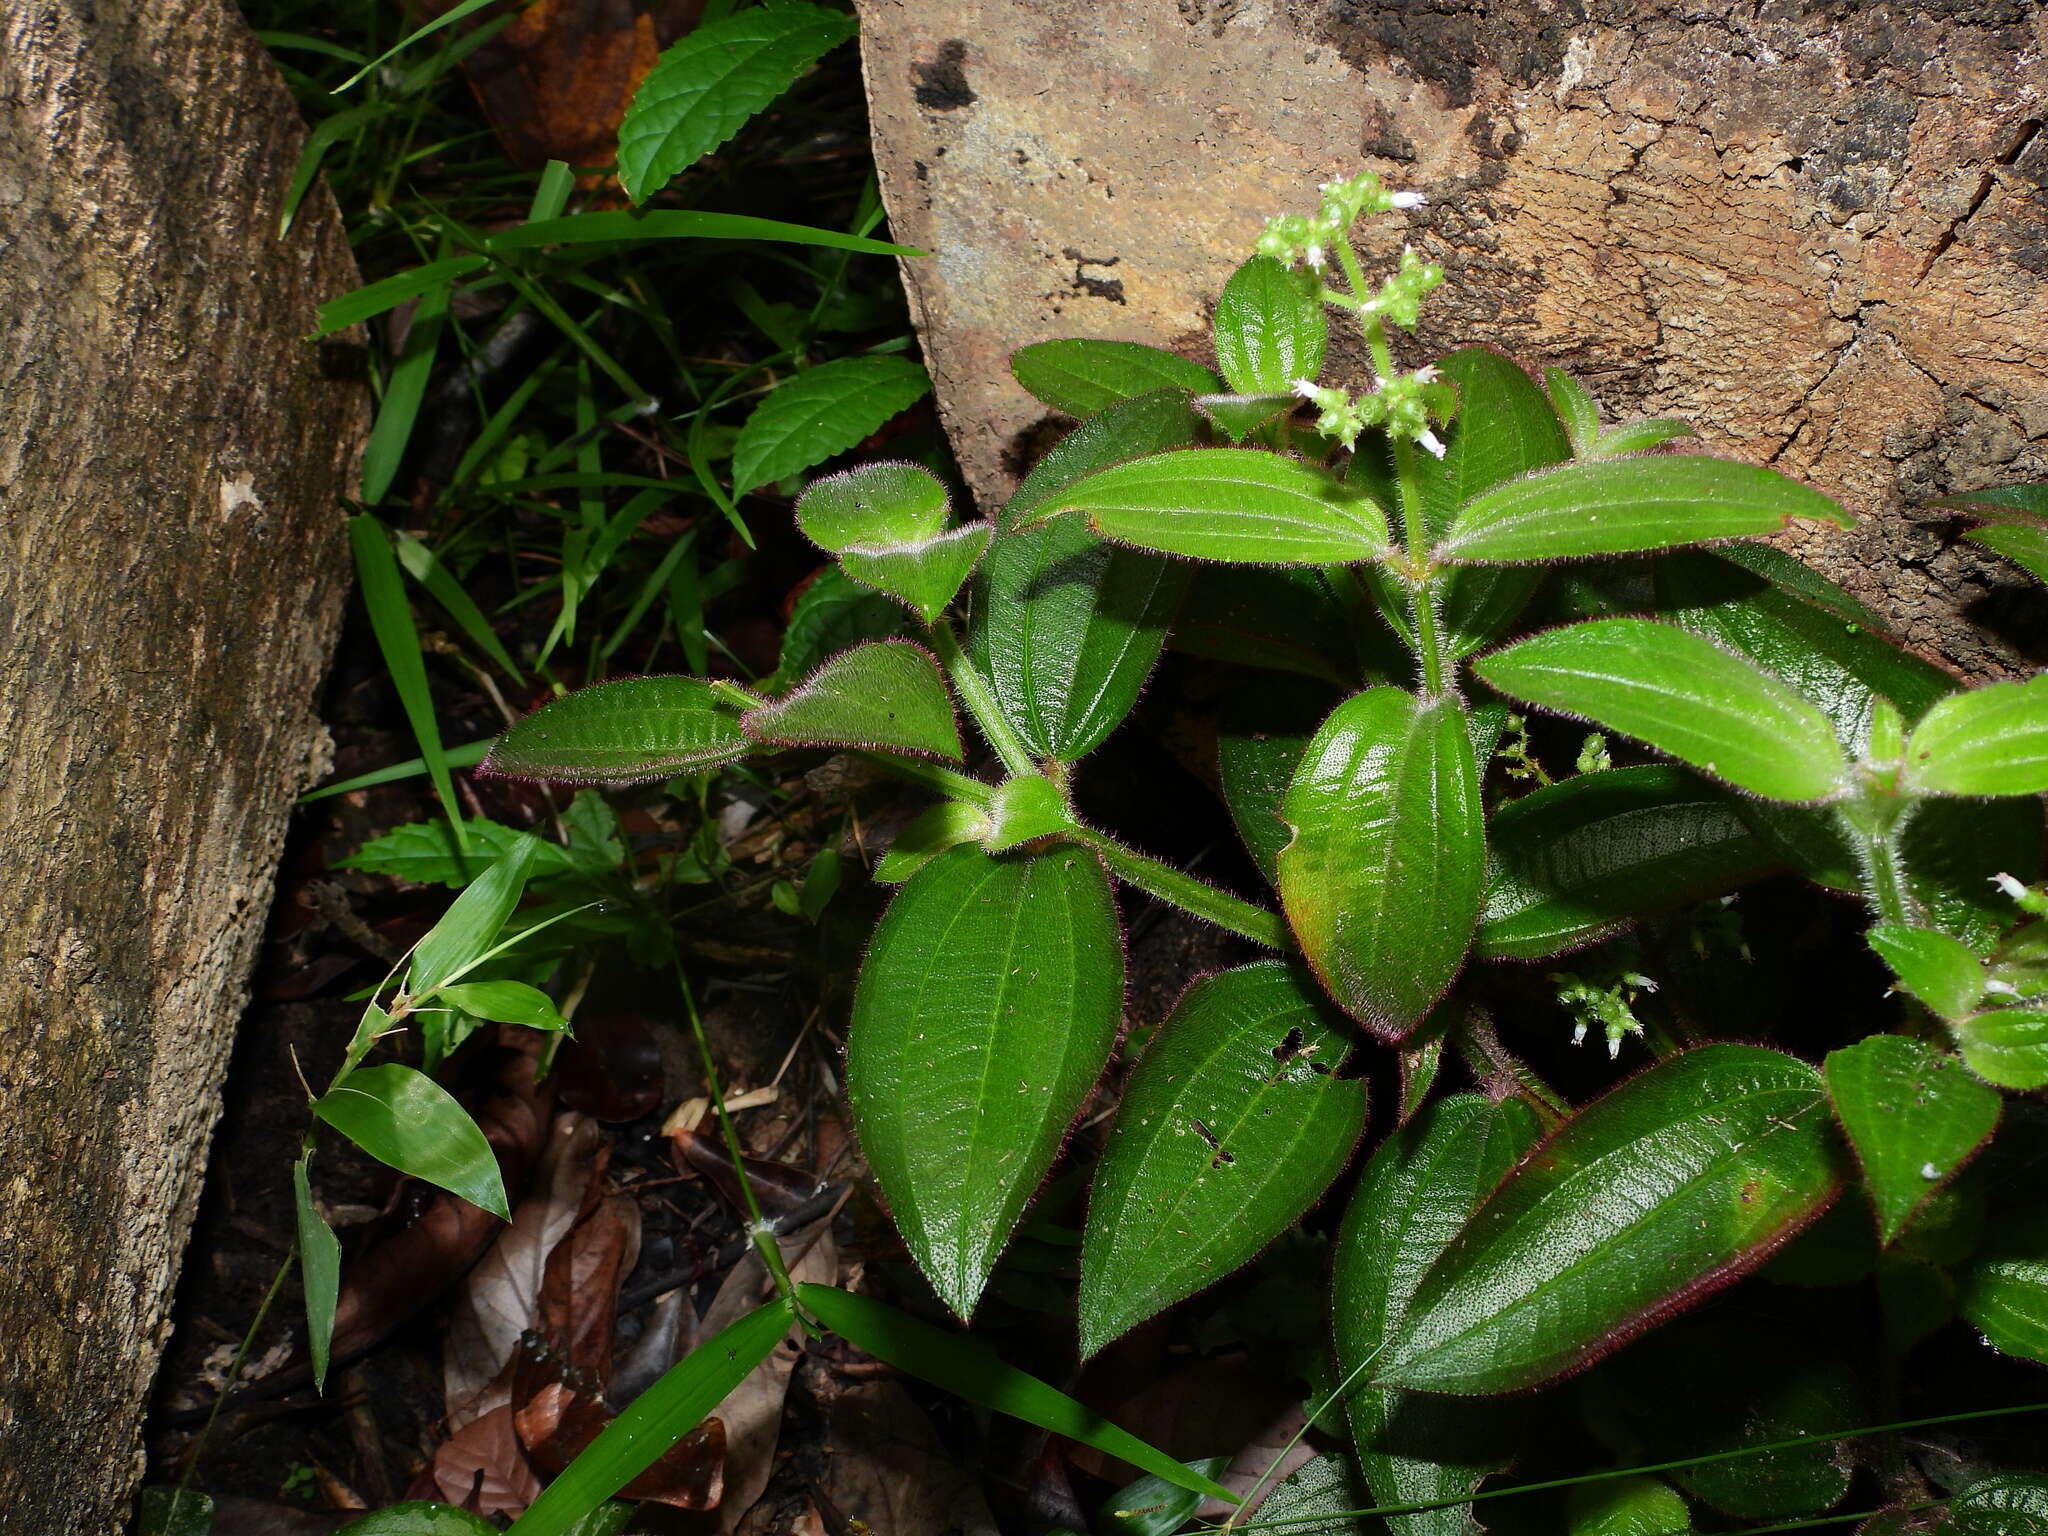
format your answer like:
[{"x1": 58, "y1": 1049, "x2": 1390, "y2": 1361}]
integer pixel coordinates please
[
  {"x1": 293, "y1": 1156, "x2": 341, "y2": 1392},
  {"x1": 982, "y1": 772, "x2": 1078, "y2": 852},
  {"x1": 775, "y1": 564, "x2": 909, "y2": 687},
  {"x1": 484, "y1": 676, "x2": 751, "y2": 784},
  {"x1": 1380, "y1": 1045, "x2": 1844, "y2": 1394},
  {"x1": 1953, "y1": 1007, "x2": 2048, "y2": 1089},
  {"x1": 840, "y1": 524, "x2": 992, "y2": 624},
  {"x1": 1193, "y1": 392, "x2": 1299, "y2": 443},
  {"x1": 1474, "y1": 618, "x2": 1848, "y2": 801},
  {"x1": 1590, "y1": 418, "x2": 1697, "y2": 458},
  {"x1": 335, "y1": 1504, "x2": 498, "y2": 1536},
  {"x1": 1544, "y1": 367, "x2": 1601, "y2": 453},
  {"x1": 796, "y1": 459, "x2": 950, "y2": 549},
  {"x1": 1099, "y1": 1458, "x2": 1231, "y2": 1536},
  {"x1": 339, "y1": 818, "x2": 577, "y2": 889},
  {"x1": 1419, "y1": 347, "x2": 1572, "y2": 534},
  {"x1": 1653, "y1": 550, "x2": 1954, "y2": 755},
  {"x1": 350, "y1": 515, "x2": 461, "y2": 840},
  {"x1": 1958, "y1": 1210, "x2": 2048, "y2": 1366},
  {"x1": 875, "y1": 799, "x2": 993, "y2": 884},
  {"x1": 742, "y1": 640, "x2": 962, "y2": 760},
  {"x1": 1174, "y1": 568, "x2": 1358, "y2": 686},
  {"x1": 1080, "y1": 961, "x2": 1368, "y2": 1356},
  {"x1": 486, "y1": 210, "x2": 922, "y2": 259},
  {"x1": 1953, "y1": 1473, "x2": 2048, "y2": 1535},
  {"x1": 974, "y1": 389, "x2": 1202, "y2": 760},
  {"x1": 410, "y1": 836, "x2": 541, "y2": 993},
  {"x1": 1867, "y1": 924, "x2": 1986, "y2": 1020},
  {"x1": 1213, "y1": 255, "x2": 1327, "y2": 395},
  {"x1": 313, "y1": 1064, "x2": 510, "y2": 1220},
  {"x1": 795, "y1": 1284, "x2": 1234, "y2": 1502},
  {"x1": 433, "y1": 980, "x2": 570, "y2": 1031},
  {"x1": 1010, "y1": 339, "x2": 1221, "y2": 418},
  {"x1": 846, "y1": 844, "x2": 1123, "y2": 1316},
  {"x1": 1969, "y1": 521, "x2": 2048, "y2": 586},
  {"x1": 1903, "y1": 675, "x2": 2048, "y2": 797},
  {"x1": 138, "y1": 1488, "x2": 216, "y2": 1536},
  {"x1": 1478, "y1": 765, "x2": 1781, "y2": 961},
  {"x1": 1335, "y1": 1094, "x2": 1542, "y2": 1534},
  {"x1": 317, "y1": 253, "x2": 489, "y2": 335},
  {"x1": 1277, "y1": 688, "x2": 1484, "y2": 1039},
  {"x1": 1254, "y1": 1455, "x2": 1368, "y2": 1534},
  {"x1": 1437, "y1": 455, "x2": 1850, "y2": 564},
  {"x1": 392, "y1": 529, "x2": 524, "y2": 681},
  {"x1": 731, "y1": 356, "x2": 931, "y2": 494},
  {"x1": 507, "y1": 1299, "x2": 795, "y2": 1536},
  {"x1": 301, "y1": 738, "x2": 493, "y2": 805},
  {"x1": 1823, "y1": 1034, "x2": 2000, "y2": 1245},
  {"x1": 1930, "y1": 482, "x2": 2048, "y2": 519},
  {"x1": 1038, "y1": 447, "x2": 1389, "y2": 565},
  {"x1": 615, "y1": 3, "x2": 856, "y2": 203},
  {"x1": 1567, "y1": 1477, "x2": 1694, "y2": 1536},
  {"x1": 1218, "y1": 673, "x2": 1342, "y2": 885}
]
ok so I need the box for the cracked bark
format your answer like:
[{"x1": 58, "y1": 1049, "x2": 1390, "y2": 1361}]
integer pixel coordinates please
[
  {"x1": 855, "y1": 0, "x2": 2048, "y2": 678},
  {"x1": 0, "y1": 0, "x2": 365, "y2": 1526}
]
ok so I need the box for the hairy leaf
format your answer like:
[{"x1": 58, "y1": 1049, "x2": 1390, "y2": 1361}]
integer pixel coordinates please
[
  {"x1": 1566, "y1": 1477, "x2": 1694, "y2": 1536},
  {"x1": 1080, "y1": 962, "x2": 1367, "y2": 1356},
  {"x1": 1824, "y1": 1034, "x2": 2000, "y2": 1245},
  {"x1": 839, "y1": 523, "x2": 992, "y2": 623},
  {"x1": 1438, "y1": 455, "x2": 1849, "y2": 564},
  {"x1": 1174, "y1": 567, "x2": 1358, "y2": 686},
  {"x1": 774, "y1": 565, "x2": 908, "y2": 688},
  {"x1": 314, "y1": 1064, "x2": 511, "y2": 1221},
  {"x1": 1475, "y1": 618, "x2": 1848, "y2": 802},
  {"x1": 1479, "y1": 766, "x2": 1781, "y2": 960},
  {"x1": 485, "y1": 676, "x2": 751, "y2": 785},
  {"x1": 731, "y1": 356, "x2": 930, "y2": 493},
  {"x1": 1903, "y1": 675, "x2": 2048, "y2": 797},
  {"x1": 1277, "y1": 688, "x2": 1485, "y2": 1039},
  {"x1": 795, "y1": 460, "x2": 950, "y2": 550},
  {"x1": 1213, "y1": 255, "x2": 1327, "y2": 395},
  {"x1": 1218, "y1": 673, "x2": 1343, "y2": 885},
  {"x1": 1039, "y1": 448, "x2": 1390, "y2": 565},
  {"x1": 1011, "y1": 338, "x2": 1221, "y2": 418},
  {"x1": 615, "y1": 4, "x2": 856, "y2": 203},
  {"x1": 1380, "y1": 1046, "x2": 1843, "y2": 1394},
  {"x1": 1959, "y1": 1211, "x2": 2048, "y2": 1366},
  {"x1": 975, "y1": 389, "x2": 1201, "y2": 760},
  {"x1": 846, "y1": 844, "x2": 1123, "y2": 1317},
  {"x1": 1867, "y1": 924, "x2": 1986, "y2": 1020},
  {"x1": 874, "y1": 800, "x2": 993, "y2": 884},
  {"x1": 1953, "y1": 1473, "x2": 2048, "y2": 1535},
  {"x1": 742, "y1": 640, "x2": 962, "y2": 760},
  {"x1": 1953, "y1": 1007, "x2": 2048, "y2": 1089}
]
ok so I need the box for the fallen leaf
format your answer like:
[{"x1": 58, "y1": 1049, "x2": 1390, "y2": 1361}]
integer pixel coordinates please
[
  {"x1": 429, "y1": 1403, "x2": 544, "y2": 1517},
  {"x1": 557, "y1": 1011, "x2": 665, "y2": 1122},
  {"x1": 820, "y1": 1381, "x2": 998, "y2": 1535},
  {"x1": 610, "y1": 1286, "x2": 696, "y2": 1408},
  {"x1": 536, "y1": 1192, "x2": 642, "y2": 1384},
  {"x1": 515, "y1": 1382, "x2": 726, "y2": 1508},
  {"x1": 668, "y1": 1121, "x2": 821, "y2": 1220},
  {"x1": 1194, "y1": 1404, "x2": 1314, "y2": 1521}
]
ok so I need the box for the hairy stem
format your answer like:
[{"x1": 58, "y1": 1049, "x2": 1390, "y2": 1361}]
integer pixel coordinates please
[
  {"x1": 929, "y1": 622, "x2": 1038, "y2": 778},
  {"x1": 1390, "y1": 436, "x2": 1450, "y2": 696},
  {"x1": 1065, "y1": 827, "x2": 1292, "y2": 952},
  {"x1": 1839, "y1": 794, "x2": 1921, "y2": 928},
  {"x1": 862, "y1": 753, "x2": 994, "y2": 808}
]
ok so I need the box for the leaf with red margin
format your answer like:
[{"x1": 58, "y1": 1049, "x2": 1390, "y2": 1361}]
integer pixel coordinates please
[{"x1": 741, "y1": 639, "x2": 962, "y2": 761}]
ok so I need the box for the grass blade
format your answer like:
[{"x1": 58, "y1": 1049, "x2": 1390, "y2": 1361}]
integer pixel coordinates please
[
  {"x1": 393, "y1": 530, "x2": 523, "y2": 680},
  {"x1": 487, "y1": 209, "x2": 924, "y2": 257},
  {"x1": 349, "y1": 515, "x2": 463, "y2": 850},
  {"x1": 299, "y1": 739, "x2": 492, "y2": 804}
]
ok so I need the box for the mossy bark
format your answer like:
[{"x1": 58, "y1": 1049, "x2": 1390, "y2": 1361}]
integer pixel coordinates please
[
  {"x1": 856, "y1": 0, "x2": 2048, "y2": 676},
  {"x1": 0, "y1": 0, "x2": 365, "y2": 1525}
]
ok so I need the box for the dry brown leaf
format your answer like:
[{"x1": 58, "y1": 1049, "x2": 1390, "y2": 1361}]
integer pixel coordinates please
[
  {"x1": 536, "y1": 1191, "x2": 642, "y2": 1385},
  {"x1": 1194, "y1": 1404, "x2": 1314, "y2": 1522},
  {"x1": 429, "y1": 1403, "x2": 544, "y2": 1517},
  {"x1": 610, "y1": 1285, "x2": 696, "y2": 1407},
  {"x1": 444, "y1": 1112, "x2": 603, "y2": 1428},
  {"x1": 820, "y1": 1381, "x2": 998, "y2": 1535},
  {"x1": 669, "y1": 1122, "x2": 822, "y2": 1220},
  {"x1": 1067, "y1": 1354, "x2": 1295, "y2": 1486},
  {"x1": 515, "y1": 1382, "x2": 726, "y2": 1508}
]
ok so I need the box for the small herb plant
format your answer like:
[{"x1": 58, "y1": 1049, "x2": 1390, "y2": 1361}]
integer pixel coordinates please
[{"x1": 337, "y1": 173, "x2": 2048, "y2": 1527}]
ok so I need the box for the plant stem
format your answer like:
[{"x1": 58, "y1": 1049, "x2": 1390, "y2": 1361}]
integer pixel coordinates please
[
  {"x1": 929, "y1": 622, "x2": 1038, "y2": 777},
  {"x1": 674, "y1": 959, "x2": 797, "y2": 1303},
  {"x1": 1391, "y1": 436, "x2": 1450, "y2": 696},
  {"x1": 863, "y1": 753, "x2": 994, "y2": 807},
  {"x1": 1066, "y1": 827, "x2": 1292, "y2": 952},
  {"x1": 1839, "y1": 793, "x2": 1920, "y2": 927},
  {"x1": 1453, "y1": 1009, "x2": 1570, "y2": 1124}
]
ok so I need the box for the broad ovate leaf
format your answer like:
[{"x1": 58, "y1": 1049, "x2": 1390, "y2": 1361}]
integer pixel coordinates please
[
  {"x1": 615, "y1": 4, "x2": 856, "y2": 203},
  {"x1": 1824, "y1": 1034, "x2": 1999, "y2": 1248},
  {"x1": 1212, "y1": 255, "x2": 1326, "y2": 395},
  {"x1": 731, "y1": 355, "x2": 930, "y2": 493},
  {"x1": 1218, "y1": 673, "x2": 1342, "y2": 885},
  {"x1": 772, "y1": 564, "x2": 907, "y2": 688},
  {"x1": 1567, "y1": 1477, "x2": 1695, "y2": 1536},
  {"x1": 795, "y1": 460, "x2": 950, "y2": 550},
  {"x1": 1379, "y1": 1045, "x2": 1843, "y2": 1395},
  {"x1": 1479, "y1": 765, "x2": 1781, "y2": 960},
  {"x1": 1475, "y1": 618, "x2": 1848, "y2": 802},
  {"x1": 314, "y1": 1064, "x2": 511, "y2": 1221},
  {"x1": 1953, "y1": 1473, "x2": 2048, "y2": 1535},
  {"x1": 974, "y1": 388, "x2": 1201, "y2": 760},
  {"x1": 742, "y1": 640, "x2": 962, "y2": 760},
  {"x1": 1277, "y1": 689, "x2": 1485, "y2": 1039},
  {"x1": 1038, "y1": 447, "x2": 1389, "y2": 565},
  {"x1": 1335, "y1": 1095, "x2": 1542, "y2": 1535},
  {"x1": 839, "y1": 523, "x2": 992, "y2": 624},
  {"x1": 484, "y1": 676, "x2": 750, "y2": 785},
  {"x1": 1011, "y1": 338, "x2": 1221, "y2": 418},
  {"x1": 1437, "y1": 454, "x2": 1850, "y2": 564},
  {"x1": 1902, "y1": 674, "x2": 2048, "y2": 797},
  {"x1": 874, "y1": 800, "x2": 992, "y2": 885},
  {"x1": 1080, "y1": 962, "x2": 1367, "y2": 1357},
  {"x1": 846, "y1": 844, "x2": 1123, "y2": 1318}
]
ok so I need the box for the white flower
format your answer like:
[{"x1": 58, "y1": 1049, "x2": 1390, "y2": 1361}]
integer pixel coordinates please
[
  {"x1": 1417, "y1": 428, "x2": 1447, "y2": 458},
  {"x1": 1290, "y1": 378, "x2": 1320, "y2": 399},
  {"x1": 1390, "y1": 191, "x2": 1428, "y2": 209},
  {"x1": 1304, "y1": 244, "x2": 1325, "y2": 270}
]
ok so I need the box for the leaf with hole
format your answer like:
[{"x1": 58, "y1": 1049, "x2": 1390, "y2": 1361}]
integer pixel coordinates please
[
  {"x1": 1080, "y1": 961, "x2": 1367, "y2": 1357},
  {"x1": 731, "y1": 356, "x2": 931, "y2": 494},
  {"x1": 1379, "y1": 1045, "x2": 1843, "y2": 1395},
  {"x1": 1437, "y1": 454, "x2": 1849, "y2": 564},
  {"x1": 1335, "y1": 1094, "x2": 1542, "y2": 1535},
  {"x1": 314, "y1": 1064, "x2": 510, "y2": 1221},
  {"x1": 845, "y1": 843, "x2": 1123, "y2": 1317},
  {"x1": 974, "y1": 388, "x2": 1201, "y2": 760},
  {"x1": 1036, "y1": 447, "x2": 1389, "y2": 565},
  {"x1": 1823, "y1": 1034, "x2": 2000, "y2": 1245},
  {"x1": 615, "y1": 3, "x2": 856, "y2": 203},
  {"x1": 485, "y1": 677, "x2": 751, "y2": 785},
  {"x1": 1213, "y1": 254, "x2": 1327, "y2": 395},
  {"x1": 1010, "y1": 338, "x2": 1221, "y2": 418},
  {"x1": 1867, "y1": 924, "x2": 1986, "y2": 1020},
  {"x1": 1277, "y1": 688, "x2": 1485, "y2": 1040},
  {"x1": 742, "y1": 640, "x2": 962, "y2": 760},
  {"x1": 1903, "y1": 675, "x2": 2048, "y2": 797},
  {"x1": 1475, "y1": 618, "x2": 1848, "y2": 802},
  {"x1": 1478, "y1": 765, "x2": 1781, "y2": 961}
]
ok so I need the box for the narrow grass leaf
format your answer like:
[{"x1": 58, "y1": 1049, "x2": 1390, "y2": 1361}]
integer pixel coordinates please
[
  {"x1": 313, "y1": 1064, "x2": 510, "y2": 1220},
  {"x1": 617, "y1": 4, "x2": 857, "y2": 203},
  {"x1": 484, "y1": 676, "x2": 751, "y2": 784},
  {"x1": 797, "y1": 1283, "x2": 1234, "y2": 1502},
  {"x1": 358, "y1": 275, "x2": 450, "y2": 503},
  {"x1": 486, "y1": 209, "x2": 922, "y2": 257},
  {"x1": 350, "y1": 515, "x2": 463, "y2": 847},
  {"x1": 300, "y1": 739, "x2": 492, "y2": 804},
  {"x1": 731, "y1": 355, "x2": 931, "y2": 493},
  {"x1": 316, "y1": 254, "x2": 488, "y2": 335},
  {"x1": 393, "y1": 530, "x2": 523, "y2": 679},
  {"x1": 332, "y1": 0, "x2": 500, "y2": 91},
  {"x1": 293, "y1": 1155, "x2": 341, "y2": 1391}
]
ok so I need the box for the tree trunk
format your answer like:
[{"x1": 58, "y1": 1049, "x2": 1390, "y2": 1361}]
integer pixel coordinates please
[
  {"x1": 855, "y1": 0, "x2": 2048, "y2": 676},
  {"x1": 0, "y1": 0, "x2": 366, "y2": 1524}
]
